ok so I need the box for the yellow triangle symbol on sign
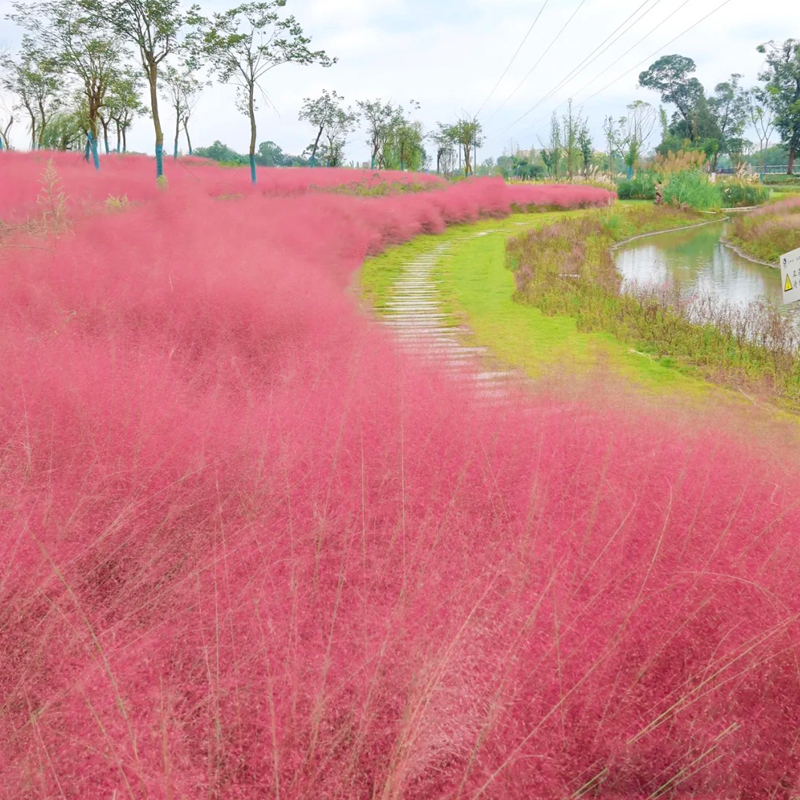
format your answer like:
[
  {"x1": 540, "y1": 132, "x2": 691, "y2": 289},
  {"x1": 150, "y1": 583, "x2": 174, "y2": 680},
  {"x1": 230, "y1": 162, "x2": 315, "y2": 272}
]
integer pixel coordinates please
[{"x1": 786, "y1": 274, "x2": 794, "y2": 292}]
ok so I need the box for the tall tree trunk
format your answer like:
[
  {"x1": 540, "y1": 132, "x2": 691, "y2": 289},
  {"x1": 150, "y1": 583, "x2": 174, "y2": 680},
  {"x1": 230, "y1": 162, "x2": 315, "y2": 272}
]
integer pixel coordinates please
[
  {"x1": 122, "y1": 126, "x2": 127, "y2": 153},
  {"x1": 789, "y1": 145, "x2": 796, "y2": 176},
  {"x1": 115, "y1": 120, "x2": 121, "y2": 152},
  {"x1": 87, "y1": 97, "x2": 101, "y2": 170},
  {"x1": 147, "y1": 60, "x2": 164, "y2": 179},
  {"x1": 28, "y1": 111, "x2": 36, "y2": 150},
  {"x1": 184, "y1": 121, "x2": 192, "y2": 156},
  {"x1": 101, "y1": 118, "x2": 110, "y2": 154},
  {"x1": 37, "y1": 101, "x2": 46, "y2": 148},
  {"x1": 174, "y1": 110, "x2": 180, "y2": 159},
  {"x1": 310, "y1": 124, "x2": 323, "y2": 166},
  {"x1": 248, "y1": 81, "x2": 257, "y2": 184}
]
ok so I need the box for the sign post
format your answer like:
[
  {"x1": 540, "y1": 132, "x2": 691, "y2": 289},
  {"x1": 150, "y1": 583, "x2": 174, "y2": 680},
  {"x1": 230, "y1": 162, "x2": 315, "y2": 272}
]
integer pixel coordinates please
[{"x1": 781, "y1": 247, "x2": 800, "y2": 305}]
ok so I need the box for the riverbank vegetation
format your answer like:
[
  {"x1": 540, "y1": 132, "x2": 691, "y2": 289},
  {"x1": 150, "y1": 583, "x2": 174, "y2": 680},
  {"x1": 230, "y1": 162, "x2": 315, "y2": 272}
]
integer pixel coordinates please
[
  {"x1": 509, "y1": 208, "x2": 800, "y2": 407},
  {"x1": 729, "y1": 197, "x2": 800, "y2": 264},
  {"x1": 617, "y1": 161, "x2": 771, "y2": 209}
]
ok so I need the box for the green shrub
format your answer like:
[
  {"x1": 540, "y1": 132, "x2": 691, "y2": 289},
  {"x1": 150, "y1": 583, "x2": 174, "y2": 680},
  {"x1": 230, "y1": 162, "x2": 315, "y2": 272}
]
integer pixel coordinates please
[
  {"x1": 663, "y1": 170, "x2": 722, "y2": 211},
  {"x1": 616, "y1": 171, "x2": 658, "y2": 200},
  {"x1": 762, "y1": 174, "x2": 800, "y2": 185},
  {"x1": 719, "y1": 180, "x2": 770, "y2": 208}
]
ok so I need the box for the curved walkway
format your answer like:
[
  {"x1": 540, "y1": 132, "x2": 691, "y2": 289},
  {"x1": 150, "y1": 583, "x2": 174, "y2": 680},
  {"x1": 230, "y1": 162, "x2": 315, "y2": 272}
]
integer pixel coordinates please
[{"x1": 379, "y1": 235, "x2": 526, "y2": 401}]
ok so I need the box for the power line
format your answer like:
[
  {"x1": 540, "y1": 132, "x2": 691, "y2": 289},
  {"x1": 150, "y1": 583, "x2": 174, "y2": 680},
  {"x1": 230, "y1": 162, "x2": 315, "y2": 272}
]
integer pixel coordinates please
[
  {"x1": 521, "y1": 0, "x2": 735, "y2": 142},
  {"x1": 570, "y1": 0, "x2": 692, "y2": 105},
  {"x1": 485, "y1": 0, "x2": 588, "y2": 124},
  {"x1": 497, "y1": 0, "x2": 664, "y2": 136},
  {"x1": 514, "y1": 0, "x2": 694, "y2": 139},
  {"x1": 475, "y1": 0, "x2": 550, "y2": 118},
  {"x1": 579, "y1": 0, "x2": 735, "y2": 108}
]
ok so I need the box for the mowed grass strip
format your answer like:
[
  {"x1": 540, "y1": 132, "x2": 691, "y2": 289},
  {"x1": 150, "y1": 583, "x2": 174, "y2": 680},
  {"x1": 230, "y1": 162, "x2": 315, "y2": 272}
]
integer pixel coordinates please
[{"x1": 362, "y1": 210, "x2": 713, "y2": 396}]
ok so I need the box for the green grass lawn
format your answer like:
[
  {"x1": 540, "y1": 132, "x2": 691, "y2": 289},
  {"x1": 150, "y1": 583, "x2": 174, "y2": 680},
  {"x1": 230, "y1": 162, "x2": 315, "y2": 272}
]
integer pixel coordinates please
[
  {"x1": 362, "y1": 210, "x2": 715, "y2": 397},
  {"x1": 359, "y1": 206, "x2": 800, "y2": 441}
]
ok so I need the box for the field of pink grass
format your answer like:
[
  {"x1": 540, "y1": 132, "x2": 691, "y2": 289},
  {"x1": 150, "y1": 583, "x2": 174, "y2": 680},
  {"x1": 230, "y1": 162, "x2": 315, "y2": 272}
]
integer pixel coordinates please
[{"x1": 2, "y1": 152, "x2": 800, "y2": 799}]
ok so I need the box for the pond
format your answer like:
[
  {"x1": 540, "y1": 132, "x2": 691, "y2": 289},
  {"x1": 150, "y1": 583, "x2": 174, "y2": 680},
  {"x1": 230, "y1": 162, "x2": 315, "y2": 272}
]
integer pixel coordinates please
[{"x1": 614, "y1": 221, "x2": 786, "y2": 311}]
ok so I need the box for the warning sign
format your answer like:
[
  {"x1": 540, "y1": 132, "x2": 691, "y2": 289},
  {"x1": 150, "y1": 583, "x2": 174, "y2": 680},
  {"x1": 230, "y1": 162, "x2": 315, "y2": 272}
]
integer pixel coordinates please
[{"x1": 781, "y1": 247, "x2": 800, "y2": 305}]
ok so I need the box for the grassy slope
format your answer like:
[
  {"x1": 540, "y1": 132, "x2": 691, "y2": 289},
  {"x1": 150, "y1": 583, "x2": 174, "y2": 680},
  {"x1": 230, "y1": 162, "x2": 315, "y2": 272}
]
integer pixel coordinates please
[
  {"x1": 361, "y1": 206, "x2": 800, "y2": 440},
  {"x1": 362, "y1": 209, "x2": 712, "y2": 394}
]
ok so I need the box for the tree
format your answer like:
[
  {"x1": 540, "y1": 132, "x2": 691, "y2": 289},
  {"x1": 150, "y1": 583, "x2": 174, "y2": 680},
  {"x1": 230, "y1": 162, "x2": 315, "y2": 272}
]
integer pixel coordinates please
[
  {"x1": 708, "y1": 73, "x2": 749, "y2": 169},
  {"x1": 638, "y1": 54, "x2": 721, "y2": 147},
  {"x1": 356, "y1": 99, "x2": 396, "y2": 170},
  {"x1": 639, "y1": 55, "x2": 700, "y2": 132},
  {"x1": 497, "y1": 148, "x2": 545, "y2": 180},
  {"x1": 0, "y1": 102, "x2": 13, "y2": 150},
  {"x1": 602, "y1": 115, "x2": 622, "y2": 175},
  {"x1": 319, "y1": 102, "x2": 358, "y2": 167},
  {"x1": 257, "y1": 139, "x2": 306, "y2": 166},
  {"x1": 561, "y1": 100, "x2": 581, "y2": 179},
  {"x1": 12, "y1": 0, "x2": 125, "y2": 168},
  {"x1": 189, "y1": 1, "x2": 334, "y2": 184},
  {"x1": 747, "y1": 86, "x2": 775, "y2": 173},
  {"x1": 442, "y1": 115, "x2": 483, "y2": 176},
  {"x1": 104, "y1": 68, "x2": 144, "y2": 152},
  {"x1": 539, "y1": 111, "x2": 562, "y2": 178},
  {"x1": 82, "y1": 0, "x2": 185, "y2": 178},
  {"x1": 161, "y1": 63, "x2": 204, "y2": 158},
  {"x1": 194, "y1": 139, "x2": 248, "y2": 164},
  {"x1": 382, "y1": 102, "x2": 424, "y2": 171},
  {"x1": 578, "y1": 121, "x2": 592, "y2": 174},
  {"x1": 430, "y1": 123, "x2": 456, "y2": 174},
  {"x1": 620, "y1": 100, "x2": 656, "y2": 176},
  {"x1": 39, "y1": 102, "x2": 88, "y2": 150},
  {"x1": 299, "y1": 89, "x2": 347, "y2": 165},
  {"x1": 757, "y1": 39, "x2": 800, "y2": 174},
  {"x1": 0, "y1": 36, "x2": 62, "y2": 149},
  {"x1": 195, "y1": 138, "x2": 307, "y2": 167}
]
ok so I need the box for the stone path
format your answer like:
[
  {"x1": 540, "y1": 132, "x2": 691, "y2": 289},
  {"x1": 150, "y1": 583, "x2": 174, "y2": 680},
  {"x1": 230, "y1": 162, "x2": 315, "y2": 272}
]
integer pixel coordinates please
[{"x1": 379, "y1": 239, "x2": 526, "y2": 401}]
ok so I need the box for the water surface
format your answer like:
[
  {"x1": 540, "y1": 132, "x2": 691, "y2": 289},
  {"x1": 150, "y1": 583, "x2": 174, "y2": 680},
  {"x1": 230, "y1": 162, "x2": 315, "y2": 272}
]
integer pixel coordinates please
[{"x1": 614, "y1": 222, "x2": 784, "y2": 310}]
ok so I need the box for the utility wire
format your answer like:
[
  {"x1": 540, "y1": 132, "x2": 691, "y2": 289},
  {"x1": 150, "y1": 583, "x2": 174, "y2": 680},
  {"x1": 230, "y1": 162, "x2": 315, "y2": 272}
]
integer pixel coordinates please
[
  {"x1": 497, "y1": 0, "x2": 664, "y2": 136},
  {"x1": 579, "y1": 0, "x2": 734, "y2": 108},
  {"x1": 485, "y1": 0, "x2": 588, "y2": 123},
  {"x1": 571, "y1": 0, "x2": 691, "y2": 105},
  {"x1": 516, "y1": 0, "x2": 693, "y2": 137},
  {"x1": 520, "y1": 0, "x2": 734, "y2": 141},
  {"x1": 475, "y1": 0, "x2": 550, "y2": 118}
]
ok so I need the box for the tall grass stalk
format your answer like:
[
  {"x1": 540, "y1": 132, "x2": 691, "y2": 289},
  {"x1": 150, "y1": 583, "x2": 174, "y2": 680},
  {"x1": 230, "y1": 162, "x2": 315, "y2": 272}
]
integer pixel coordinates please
[{"x1": 1, "y1": 151, "x2": 799, "y2": 798}]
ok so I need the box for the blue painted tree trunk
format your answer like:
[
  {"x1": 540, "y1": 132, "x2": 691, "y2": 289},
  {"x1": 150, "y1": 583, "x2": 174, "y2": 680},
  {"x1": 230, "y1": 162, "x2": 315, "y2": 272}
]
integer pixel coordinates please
[
  {"x1": 250, "y1": 154, "x2": 257, "y2": 185},
  {"x1": 174, "y1": 142, "x2": 178, "y2": 159},
  {"x1": 0, "y1": 137, "x2": 4, "y2": 151},
  {"x1": 84, "y1": 135, "x2": 91, "y2": 162},
  {"x1": 156, "y1": 144, "x2": 164, "y2": 179},
  {"x1": 89, "y1": 133, "x2": 100, "y2": 169}
]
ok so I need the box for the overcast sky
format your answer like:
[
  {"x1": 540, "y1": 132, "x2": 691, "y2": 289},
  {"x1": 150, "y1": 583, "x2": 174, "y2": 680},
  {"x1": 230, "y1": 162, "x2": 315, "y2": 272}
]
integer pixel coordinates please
[{"x1": 0, "y1": 0, "x2": 795, "y2": 164}]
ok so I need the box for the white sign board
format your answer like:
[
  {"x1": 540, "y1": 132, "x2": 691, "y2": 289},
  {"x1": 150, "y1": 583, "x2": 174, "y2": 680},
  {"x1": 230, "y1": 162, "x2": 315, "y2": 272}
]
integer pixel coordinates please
[{"x1": 781, "y1": 247, "x2": 800, "y2": 305}]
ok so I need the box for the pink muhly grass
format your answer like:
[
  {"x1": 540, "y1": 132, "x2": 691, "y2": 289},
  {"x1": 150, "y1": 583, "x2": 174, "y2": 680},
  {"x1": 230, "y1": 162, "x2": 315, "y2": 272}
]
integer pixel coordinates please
[{"x1": 0, "y1": 155, "x2": 796, "y2": 799}]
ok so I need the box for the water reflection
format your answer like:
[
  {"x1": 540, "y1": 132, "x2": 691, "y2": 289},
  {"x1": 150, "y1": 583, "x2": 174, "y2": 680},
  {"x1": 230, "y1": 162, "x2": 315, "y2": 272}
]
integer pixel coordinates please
[{"x1": 615, "y1": 222, "x2": 785, "y2": 310}]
